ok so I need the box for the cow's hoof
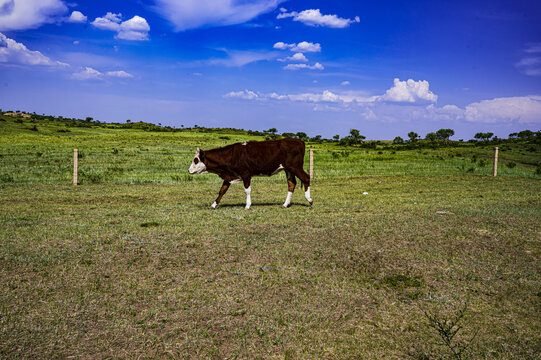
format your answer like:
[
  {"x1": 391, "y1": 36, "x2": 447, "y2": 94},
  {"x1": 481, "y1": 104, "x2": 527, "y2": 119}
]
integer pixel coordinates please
[{"x1": 308, "y1": 200, "x2": 314, "y2": 205}]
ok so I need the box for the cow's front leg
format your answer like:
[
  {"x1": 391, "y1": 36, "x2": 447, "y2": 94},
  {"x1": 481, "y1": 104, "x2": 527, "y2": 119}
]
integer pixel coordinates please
[
  {"x1": 211, "y1": 180, "x2": 230, "y2": 209},
  {"x1": 242, "y1": 177, "x2": 252, "y2": 210}
]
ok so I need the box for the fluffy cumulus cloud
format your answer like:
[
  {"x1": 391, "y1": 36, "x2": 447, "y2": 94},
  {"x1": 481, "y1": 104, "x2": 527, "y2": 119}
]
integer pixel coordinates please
[
  {"x1": 277, "y1": 8, "x2": 359, "y2": 28},
  {"x1": 72, "y1": 67, "x2": 134, "y2": 80},
  {"x1": 282, "y1": 52, "x2": 308, "y2": 62},
  {"x1": 71, "y1": 66, "x2": 103, "y2": 80},
  {"x1": 224, "y1": 81, "x2": 541, "y2": 125},
  {"x1": 153, "y1": 0, "x2": 284, "y2": 31},
  {"x1": 67, "y1": 10, "x2": 87, "y2": 23},
  {"x1": 273, "y1": 41, "x2": 321, "y2": 53},
  {"x1": 464, "y1": 96, "x2": 541, "y2": 124},
  {"x1": 0, "y1": 32, "x2": 68, "y2": 67},
  {"x1": 0, "y1": 0, "x2": 68, "y2": 31},
  {"x1": 224, "y1": 79, "x2": 438, "y2": 105},
  {"x1": 283, "y1": 62, "x2": 323, "y2": 70},
  {"x1": 92, "y1": 13, "x2": 150, "y2": 40},
  {"x1": 380, "y1": 78, "x2": 438, "y2": 103},
  {"x1": 106, "y1": 70, "x2": 133, "y2": 78},
  {"x1": 224, "y1": 89, "x2": 259, "y2": 100}
]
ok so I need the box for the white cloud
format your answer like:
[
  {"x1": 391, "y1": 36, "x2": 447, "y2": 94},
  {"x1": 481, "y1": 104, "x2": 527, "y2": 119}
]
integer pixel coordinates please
[
  {"x1": 277, "y1": 8, "x2": 360, "y2": 28},
  {"x1": 0, "y1": 0, "x2": 68, "y2": 31},
  {"x1": 279, "y1": 52, "x2": 308, "y2": 62},
  {"x1": 153, "y1": 0, "x2": 284, "y2": 31},
  {"x1": 68, "y1": 10, "x2": 87, "y2": 23},
  {"x1": 0, "y1": 32, "x2": 68, "y2": 67},
  {"x1": 464, "y1": 96, "x2": 541, "y2": 123},
  {"x1": 225, "y1": 79, "x2": 437, "y2": 105},
  {"x1": 106, "y1": 70, "x2": 133, "y2": 78},
  {"x1": 224, "y1": 90, "x2": 260, "y2": 100},
  {"x1": 341, "y1": 81, "x2": 350, "y2": 86},
  {"x1": 92, "y1": 13, "x2": 150, "y2": 41},
  {"x1": 71, "y1": 67, "x2": 103, "y2": 80},
  {"x1": 92, "y1": 12, "x2": 122, "y2": 31},
  {"x1": 515, "y1": 57, "x2": 541, "y2": 77},
  {"x1": 283, "y1": 62, "x2": 324, "y2": 70},
  {"x1": 380, "y1": 78, "x2": 438, "y2": 103},
  {"x1": 210, "y1": 49, "x2": 277, "y2": 67},
  {"x1": 273, "y1": 41, "x2": 321, "y2": 53},
  {"x1": 524, "y1": 43, "x2": 541, "y2": 54}
]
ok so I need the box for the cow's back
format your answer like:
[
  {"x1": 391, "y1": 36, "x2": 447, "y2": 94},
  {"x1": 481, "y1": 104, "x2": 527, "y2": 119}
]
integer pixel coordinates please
[{"x1": 240, "y1": 138, "x2": 304, "y2": 173}]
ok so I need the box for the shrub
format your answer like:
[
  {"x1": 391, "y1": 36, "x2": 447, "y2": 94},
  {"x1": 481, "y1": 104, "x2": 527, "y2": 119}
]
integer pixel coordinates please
[{"x1": 506, "y1": 162, "x2": 516, "y2": 169}]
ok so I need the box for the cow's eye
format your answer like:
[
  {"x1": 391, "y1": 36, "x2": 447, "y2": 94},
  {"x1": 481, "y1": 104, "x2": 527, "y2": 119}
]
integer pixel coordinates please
[{"x1": 194, "y1": 158, "x2": 199, "y2": 164}]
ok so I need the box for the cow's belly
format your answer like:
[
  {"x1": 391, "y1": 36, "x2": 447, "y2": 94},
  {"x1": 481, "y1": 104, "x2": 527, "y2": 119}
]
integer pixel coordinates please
[{"x1": 255, "y1": 164, "x2": 284, "y2": 177}]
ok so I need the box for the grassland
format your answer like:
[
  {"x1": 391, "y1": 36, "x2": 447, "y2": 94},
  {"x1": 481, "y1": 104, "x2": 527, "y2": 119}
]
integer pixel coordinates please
[{"x1": 1, "y1": 114, "x2": 540, "y2": 359}]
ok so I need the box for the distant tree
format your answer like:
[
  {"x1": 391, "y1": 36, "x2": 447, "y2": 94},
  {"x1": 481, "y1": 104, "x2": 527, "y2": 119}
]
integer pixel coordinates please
[
  {"x1": 393, "y1": 136, "x2": 404, "y2": 144},
  {"x1": 508, "y1": 132, "x2": 518, "y2": 139},
  {"x1": 295, "y1": 132, "x2": 308, "y2": 141},
  {"x1": 311, "y1": 135, "x2": 322, "y2": 142},
  {"x1": 126, "y1": 119, "x2": 131, "y2": 123},
  {"x1": 517, "y1": 130, "x2": 534, "y2": 140},
  {"x1": 85, "y1": 117, "x2": 93, "y2": 122},
  {"x1": 339, "y1": 129, "x2": 366, "y2": 146},
  {"x1": 407, "y1": 131, "x2": 419, "y2": 142},
  {"x1": 265, "y1": 128, "x2": 277, "y2": 134},
  {"x1": 435, "y1": 128, "x2": 455, "y2": 140},
  {"x1": 282, "y1": 132, "x2": 295, "y2": 138},
  {"x1": 349, "y1": 129, "x2": 366, "y2": 143},
  {"x1": 474, "y1": 132, "x2": 494, "y2": 141},
  {"x1": 425, "y1": 132, "x2": 437, "y2": 141},
  {"x1": 333, "y1": 134, "x2": 340, "y2": 141}
]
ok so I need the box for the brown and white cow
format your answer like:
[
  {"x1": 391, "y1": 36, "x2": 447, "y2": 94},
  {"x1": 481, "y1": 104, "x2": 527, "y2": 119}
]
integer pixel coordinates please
[{"x1": 188, "y1": 138, "x2": 312, "y2": 209}]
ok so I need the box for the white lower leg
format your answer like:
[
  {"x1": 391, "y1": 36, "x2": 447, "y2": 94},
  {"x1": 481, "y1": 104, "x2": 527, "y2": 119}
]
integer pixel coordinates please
[
  {"x1": 305, "y1": 186, "x2": 313, "y2": 204},
  {"x1": 283, "y1": 191, "x2": 293, "y2": 207},
  {"x1": 210, "y1": 201, "x2": 217, "y2": 209},
  {"x1": 244, "y1": 186, "x2": 252, "y2": 209}
]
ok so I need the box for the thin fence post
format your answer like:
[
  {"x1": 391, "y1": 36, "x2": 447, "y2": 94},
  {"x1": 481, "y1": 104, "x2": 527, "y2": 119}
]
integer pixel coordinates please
[
  {"x1": 309, "y1": 148, "x2": 314, "y2": 180},
  {"x1": 492, "y1": 147, "x2": 498, "y2": 177},
  {"x1": 73, "y1": 149, "x2": 78, "y2": 186}
]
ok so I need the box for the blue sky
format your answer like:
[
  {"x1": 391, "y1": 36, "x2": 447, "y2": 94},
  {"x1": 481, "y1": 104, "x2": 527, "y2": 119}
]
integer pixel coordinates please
[{"x1": 1, "y1": 0, "x2": 540, "y2": 139}]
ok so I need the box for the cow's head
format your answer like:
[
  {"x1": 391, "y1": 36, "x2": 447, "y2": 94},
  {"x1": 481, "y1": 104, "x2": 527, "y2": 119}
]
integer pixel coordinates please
[{"x1": 188, "y1": 148, "x2": 207, "y2": 174}]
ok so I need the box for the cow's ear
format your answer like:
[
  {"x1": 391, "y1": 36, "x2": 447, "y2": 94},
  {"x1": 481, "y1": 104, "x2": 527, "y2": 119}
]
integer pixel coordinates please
[{"x1": 199, "y1": 150, "x2": 205, "y2": 162}]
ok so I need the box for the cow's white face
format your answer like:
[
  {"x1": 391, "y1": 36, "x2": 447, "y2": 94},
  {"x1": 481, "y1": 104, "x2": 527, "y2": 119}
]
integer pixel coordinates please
[{"x1": 188, "y1": 148, "x2": 207, "y2": 174}]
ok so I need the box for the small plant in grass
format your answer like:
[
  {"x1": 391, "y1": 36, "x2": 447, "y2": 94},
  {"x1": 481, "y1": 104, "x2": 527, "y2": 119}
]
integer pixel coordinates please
[
  {"x1": 423, "y1": 302, "x2": 478, "y2": 360},
  {"x1": 506, "y1": 161, "x2": 516, "y2": 169},
  {"x1": 478, "y1": 159, "x2": 487, "y2": 167},
  {"x1": 0, "y1": 173, "x2": 14, "y2": 183},
  {"x1": 80, "y1": 169, "x2": 103, "y2": 183},
  {"x1": 536, "y1": 164, "x2": 541, "y2": 175}
]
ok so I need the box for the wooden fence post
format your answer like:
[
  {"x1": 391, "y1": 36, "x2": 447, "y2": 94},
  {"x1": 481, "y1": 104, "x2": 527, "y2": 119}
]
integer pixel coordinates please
[
  {"x1": 73, "y1": 149, "x2": 78, "y2": 186},
  {"x1": 492, "y1": 147, "x2": 498, "y2": 177},
  {"x1": 309, "y1": 148, "x2": 314, "y2": 180}
]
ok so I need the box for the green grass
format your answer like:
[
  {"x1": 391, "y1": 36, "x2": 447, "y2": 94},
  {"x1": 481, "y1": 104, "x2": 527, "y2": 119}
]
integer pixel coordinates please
[{"x1": 1, "y1": 115, "x2": 540, "y2": 358}]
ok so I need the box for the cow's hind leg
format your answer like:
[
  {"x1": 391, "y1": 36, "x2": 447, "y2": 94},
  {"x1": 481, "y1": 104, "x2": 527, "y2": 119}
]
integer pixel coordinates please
[
  {"x1": 211, "y1": 180, "x2": 230, "y2": 209},
  {"x1": 242, "y1": 177, "x2": 252, "y2": 210},
  {"x1": 290, "y1": 168, "x2": 312, "y2": 205},
  {"x1": 283, "y1": 171, "x2": 296, "y2": 208}
]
